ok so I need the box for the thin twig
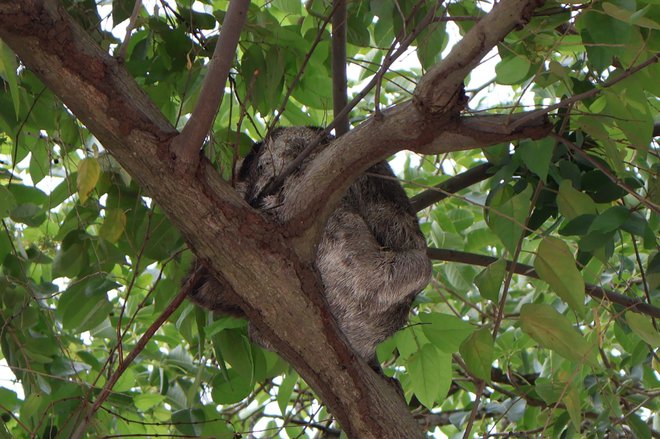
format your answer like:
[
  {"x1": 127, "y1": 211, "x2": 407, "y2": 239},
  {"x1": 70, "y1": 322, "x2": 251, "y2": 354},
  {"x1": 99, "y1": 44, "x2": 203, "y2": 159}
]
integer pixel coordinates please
[
  {"x1": 426, "y1": 248, "x2": 660, "y2": 318},
  {"x1": 267, "y1": 3, "x2": 335, "y2": 133},
  {"x1": 374, "y1": 0, "x2": 442, "y2": 118},
  {"x1": 410, "y1": 161, "x2": 493, "y2": 211},
  {"x1": 116, "y1": 0, "x2": 143, "y2": 61},
  {"x1": 508, "y1": 54, "x2": 659, "y2": 130},
  {"x1": 69, "y1": 266, "x2": 202, "y2": 439},
  {"x1": 260, "y1": 0, "x2": 441, "y2": 198},
  {"x1": 553, "y1": 133, "x2": 660, "y2": 214},
  {"x1": 630, "y1": 234, "x2": 656, "y2": 329}
]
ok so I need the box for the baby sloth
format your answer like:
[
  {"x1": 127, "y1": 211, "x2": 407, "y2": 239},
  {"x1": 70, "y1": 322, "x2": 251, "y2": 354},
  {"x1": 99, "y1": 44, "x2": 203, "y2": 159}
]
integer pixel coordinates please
[{"x1": 188, "y1": 126, "x2": 432, "y2": 368}]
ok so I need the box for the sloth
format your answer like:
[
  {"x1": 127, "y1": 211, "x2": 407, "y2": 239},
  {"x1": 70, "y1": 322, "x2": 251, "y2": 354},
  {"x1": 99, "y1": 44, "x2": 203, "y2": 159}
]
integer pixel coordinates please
[{"x1": 188, "y1": 127, "x2": 432, "y2": 368}]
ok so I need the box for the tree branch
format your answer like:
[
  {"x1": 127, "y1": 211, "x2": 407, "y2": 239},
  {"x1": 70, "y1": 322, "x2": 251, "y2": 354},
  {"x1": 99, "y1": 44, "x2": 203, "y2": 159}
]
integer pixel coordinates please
[
  {"x1": 413, "y1": 0, "x2": 544, "y2": 113},
  {"x1": 508, "y1": 53, "x2": 660, "y2": 131},
  {"x1": 70, "y1": 265, "x2": 199, "y2": 439},
  {"x1": 282, "y1": 108, "x2": 550, "y2": 257},
  {"x1": 279, "y1": 0, "x2": 549, "y2": 251},
  {"x1": 0, "y1": 2, "x2": 421, "y2": 437},
  {"x1": 410, "y1": 162, "x2": 493, "y2": 211},
  {"x1": 116, "y1": 0, "x2": 142, "y2": 61},
  {"x1": 169, "y1": 0, "x2": 250, "y2": 168},
  {"x1": 417, "y1": 112, "x2": 551, "y2": 154},
  {"x1": 427, "y1": 248, "x2": 660, "y2": 318},
  {"x1": 331, "y1": 0, "x2": 349, "y2": 136}
]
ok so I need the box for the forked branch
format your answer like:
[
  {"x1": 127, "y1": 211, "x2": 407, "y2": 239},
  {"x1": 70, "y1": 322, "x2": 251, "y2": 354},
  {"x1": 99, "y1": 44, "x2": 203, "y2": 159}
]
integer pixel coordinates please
[{"x1": 170, "y1": 0, "x2": 250, "y2": 167}]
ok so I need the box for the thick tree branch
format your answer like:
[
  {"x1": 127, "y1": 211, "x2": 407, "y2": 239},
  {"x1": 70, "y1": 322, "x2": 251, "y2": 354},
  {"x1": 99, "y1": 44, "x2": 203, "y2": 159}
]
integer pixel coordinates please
[
  {"x1": 417, "y1": 112, "x2": 551, "y2": 154},
  {"x1": 283, "y1": 108, "x2": 551, "y2": 258},
  {"x1": 410, "y1": 161, "x2": 493, "y2": 211},
  {"x1": 331, "y1": 0, "x2": 349, "y2": 136},
  {"x1": 169, "y1": 0, "x2": 250, "y2": 168},
  {"x1": 413, "y1": 0, "x2": 544, "y2": 113},
  {"x1": 427, "y1": 248, "x2": 660, "y2": 318},
  {"x1": 0, "y1": 2, "x2": 421, "y2": 438},
  {"x1": 281, "y1": 0, "x2": 548, "y2": 252}
]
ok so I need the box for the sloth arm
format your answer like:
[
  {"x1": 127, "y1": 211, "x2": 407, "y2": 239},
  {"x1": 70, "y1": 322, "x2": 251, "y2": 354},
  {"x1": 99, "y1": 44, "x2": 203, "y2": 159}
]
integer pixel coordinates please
[{"x1": 319, "y1": 206, "x2": 431, "y2": 309}]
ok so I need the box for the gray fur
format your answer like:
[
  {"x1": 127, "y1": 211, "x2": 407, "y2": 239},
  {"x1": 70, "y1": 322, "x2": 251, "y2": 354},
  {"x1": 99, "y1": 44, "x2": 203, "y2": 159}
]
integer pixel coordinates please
[{"x1": 188, "y1": 127, "x2": 432, "y2": 366}]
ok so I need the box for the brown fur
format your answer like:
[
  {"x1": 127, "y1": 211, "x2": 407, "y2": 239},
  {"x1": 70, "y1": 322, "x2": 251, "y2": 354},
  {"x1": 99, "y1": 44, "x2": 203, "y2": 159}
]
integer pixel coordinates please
[{"x1": 187, "y1": 127, "x2": 431, "y2": 366}]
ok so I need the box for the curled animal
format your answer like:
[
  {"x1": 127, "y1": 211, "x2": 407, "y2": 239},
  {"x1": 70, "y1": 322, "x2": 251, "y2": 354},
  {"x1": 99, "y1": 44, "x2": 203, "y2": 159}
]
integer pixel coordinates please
[{"x1": 188, "y1": 127, "x2": 432, "y2": 368}]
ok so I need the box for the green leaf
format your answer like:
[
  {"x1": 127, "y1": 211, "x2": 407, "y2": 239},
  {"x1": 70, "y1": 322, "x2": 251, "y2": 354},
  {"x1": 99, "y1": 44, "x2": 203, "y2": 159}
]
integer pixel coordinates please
[
  {"x1": 29, "y1": 141, "x2": 50, "y2": 185},
  {"x1": 10, "y1": 202, "x2": 46, "y2": 227},
  {"x1": 588, "y1": 206, "x2": 630, "y2": 234},
  {"x1": 559, "y1": 214, "x2": 596, "y2": 236},
  {"x1": 474, "y1": 258, "x2": 506, "y2": 301},
  {"x1": 171, "y1": 409, "x2": 205, "y2": 437},
  {"x1": 535, "y1": 374, "x2": 581, "y2": 429},
  {"x1": 487, "y1": 185, "x2": 532, "y2": 253},
  {"x1": 459, "y1": 328, "x2": 493, "y2": 381},
  {"x1": 0, "y1": 185, "x2": 16, "y2": 218},
  {"x1": 53, "y1": 231, "x2": 90, "y2": 278},
  {"x1": 557, "y1": 180, "x2": 597, "y2": 220},
  {"x1": 58, "y1": 274, "x2": 116, "y2": 333},
  {"x1": 534, "y1": 237, "x2": 585, "y2": 313},
  {"x1": 133, "y1": 393, "x2": 165, "y2": 412},
  {"x1": 520, "y1": 304, "x2": 596, "y2": 365},
  {"x1": 627, "y1": 413, "x2": 652, "y2": 439},
  {"x1": 578, "y1": 10, "x2": 632, "y2": 71},
  {"x1": 0, "y1": 41, "x2": 20, "y2": 117},
  {"x1": 495, "y1": 55, "x2": 531, "y2": 85},
  {"x1": 518, "y1": 138, "x2": 554, "y2": 182},
  {"x1": 603, "y1": 2, "x2": 660, "y2": 29},
  {"x1": 272, "y1": 0, "x2": 301, "y2": 14},
  {"x1": 406, "y1": 344, "x2": 451, "y2": 408},
  {"x1": 558, "y1": 370, "x2": 582, "y2": 430},
  {"x1": 77, "y1": 157, "x2": 100, "y2": 203},
  {"x1": 99, "y1": 208, "x2": 126, "y2": 243},
  {"x1": 420, "y1": 313, "x2": 474, "y2": 353},
  {"x1": 211, "y1": 369, "x2": 253, "y2": 404},
  {"x1": 625, "y1": 312, "x2": 660, "y2": 346},
  {"x1": 416, "y1": 22, "x2": 446, "y2": 69},
  {"x1": 277, "y1": 371, "x2": 298, "y2": 415},
  {"x1": 7, "y1": 184, "x2": 47, "y2": 205}
]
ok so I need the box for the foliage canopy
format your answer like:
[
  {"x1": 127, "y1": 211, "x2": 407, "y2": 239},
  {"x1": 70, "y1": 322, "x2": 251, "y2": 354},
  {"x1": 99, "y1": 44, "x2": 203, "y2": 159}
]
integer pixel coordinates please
[{"x1": 0, "y1": 0, "x2": 658, "y2": 438}]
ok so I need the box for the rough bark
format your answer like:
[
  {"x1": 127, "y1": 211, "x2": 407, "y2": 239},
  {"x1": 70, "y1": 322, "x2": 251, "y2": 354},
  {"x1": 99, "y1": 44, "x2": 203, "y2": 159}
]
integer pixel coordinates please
[{"x1": 0, "y1": 0, "x2": 548, "y2": 437}]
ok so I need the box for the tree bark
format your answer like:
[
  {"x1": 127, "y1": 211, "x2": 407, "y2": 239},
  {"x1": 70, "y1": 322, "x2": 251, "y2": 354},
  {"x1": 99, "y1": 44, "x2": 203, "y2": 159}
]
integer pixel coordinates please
[{"x1": 0, "y1": 0, "x2": 547, "y2": 437}]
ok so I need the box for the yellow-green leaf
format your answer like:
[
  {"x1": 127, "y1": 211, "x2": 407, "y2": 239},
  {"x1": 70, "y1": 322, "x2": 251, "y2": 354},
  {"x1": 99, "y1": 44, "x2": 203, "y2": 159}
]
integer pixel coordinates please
[
  {"x1": 474, "y1": 258, "x2": 506, "y2": 302},
  {"x1": 557, "y1": 180, "x2": 597, "y2": 220},
  {"x1": 459, "y1": 328, "x2": 493, "y2": 381},
  {"x1": 558, "y1": 371, "x2": 582, "y2": 430},
  {"x1": 487, "y1": 185, "x2": 532, "y2": 254},
  {"x1": 603, "y1": 2, "x2": 660, "y2": 29},
  {"x1": 534, "y1": 237, "x2": 585, "y2": 313},
  {"x1": 407, "y1": 344, "x2": 451, "y2": 409},
  {"x1": 134, "y1": 393, "x2": 165, "y2": 412},
  {"x1": 420, "y1": 313, "x2": 474, "y2": 353},
  {"x1": 99, "y1": 208, "x2": 126, "y2": 243},
  {"x1": 77, "y1": 157, "x2": 100, "y2": 203},
  {"x1": 625, "y1": 312, "x2": 660, "y2": 347},
  {"x1": 520, "y1": 304, "x2": 596, "y2": 366}
]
